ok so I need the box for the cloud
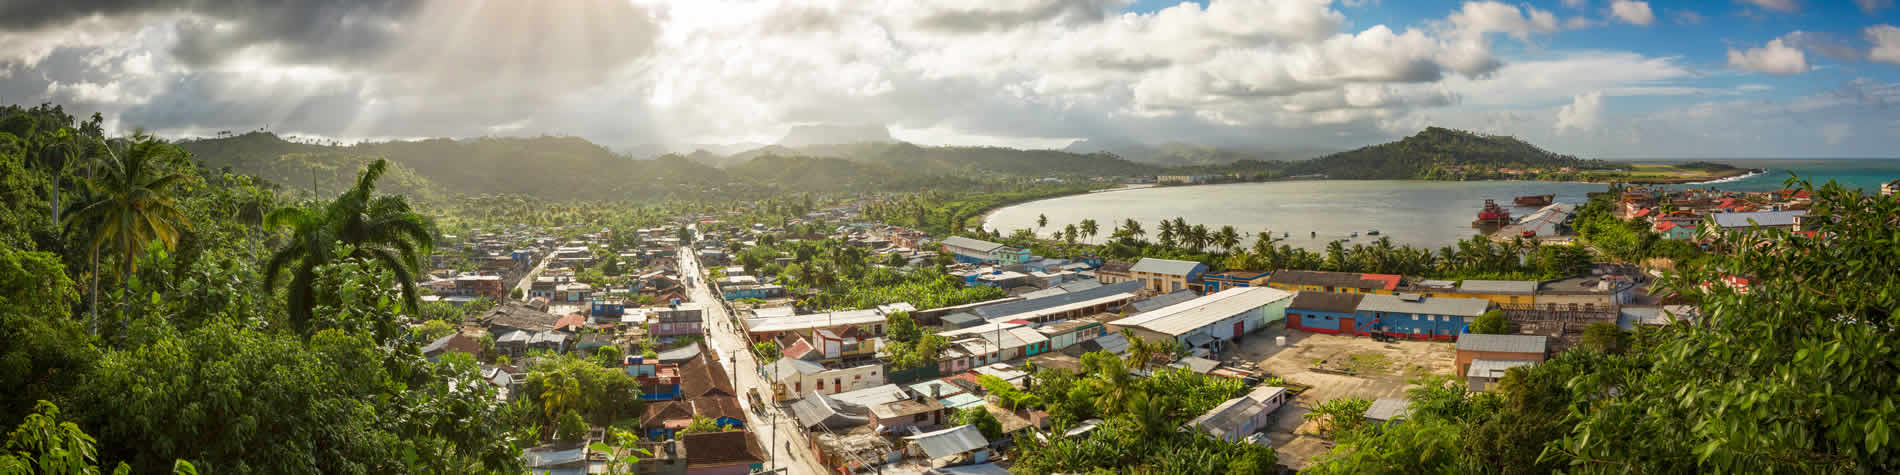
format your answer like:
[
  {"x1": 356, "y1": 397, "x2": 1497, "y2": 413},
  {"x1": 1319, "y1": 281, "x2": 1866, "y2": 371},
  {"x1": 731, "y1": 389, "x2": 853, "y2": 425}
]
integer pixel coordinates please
[
  {"x1": 911, "y1": 0, "x2": 1126, "y2": 33},
  {"x1": 1670, "y1": 10, "x2": 1705, "y2": 24},
  {"x1": 1727, "y1": 38, "x2": 1808, "y2": 74},
  {"x1": 1869, "y1": 25, "x2": 1900, "y2": 65},
  {"x1": 1610, "y1": 1, "x2": 1655, "y2": 26},
  {"x1": 1563, "y1": 0, "x2": 1589, "y2": 8},
  {"x1": 1738, "y1": 0, "x2": 1800, "y2": 12},
  {"x1": 1854, "y1": 0, "x2": 1893, "y2": 14},
  {"x1": 1447, "y1": 1, "x2": 1561, "y2": 40},
  {"x1": 1555, "y1": 91, "x2": 1604, "y2": 134},
  {"x1": 1737, "y1": 83, "x2": 1773, "y2": 92},
  {"x1": 1782, "y1": 31, "x2": 1863, "y2": 62}
]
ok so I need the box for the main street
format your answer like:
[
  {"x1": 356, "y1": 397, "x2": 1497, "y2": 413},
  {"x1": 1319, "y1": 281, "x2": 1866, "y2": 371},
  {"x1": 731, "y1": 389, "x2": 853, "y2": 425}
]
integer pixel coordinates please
[{"x1": 679, "y1": 238, "x2": 824, "y2": 475}]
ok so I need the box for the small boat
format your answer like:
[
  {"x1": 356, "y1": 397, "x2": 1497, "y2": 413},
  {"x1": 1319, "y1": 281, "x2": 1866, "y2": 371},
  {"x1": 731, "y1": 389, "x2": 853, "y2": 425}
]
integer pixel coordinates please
[
  {"x1": 1515, "y1": 194, "x2": 1555, "y2": 206},
  {"x1": 1350, "y1": 232, "x2": 1359, "y2": 238},
  {"x1": 1367, "y1": 229, "x2": 1380, "y2": 236}
]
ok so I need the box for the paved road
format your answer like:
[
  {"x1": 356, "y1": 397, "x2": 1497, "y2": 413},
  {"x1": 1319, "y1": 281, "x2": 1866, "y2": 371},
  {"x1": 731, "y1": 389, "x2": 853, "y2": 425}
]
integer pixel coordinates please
[
  {"x1": 512, "y1": 251, "x2": 554, "y2": 303},
  {"x1": 679, "y1": 239, "x2": 824, "y2": 475}
]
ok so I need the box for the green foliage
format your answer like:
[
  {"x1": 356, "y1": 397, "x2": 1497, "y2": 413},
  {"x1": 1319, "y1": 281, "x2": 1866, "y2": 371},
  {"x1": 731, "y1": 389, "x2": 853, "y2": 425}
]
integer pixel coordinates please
[
  {"x1": 954, "y1": 407, "x2": 1004, "y2": 441},
  {"x1": 411, "y1": 319, "x2": 455, "y2": 342},
  {"x1": 0, "y1": 400, "x2": 121, "y2": 475},
  {"x1": 1468, "y1": 310, "x2": 1512, "y2": 335},
  {"x1": 1304, "y1": 397, "x2": 1374, "y2": 439},
  {"x1": 1012, "y1": 352, "x2": 1260, "y2": 473},
  {"x1": 677, "y1": 414, "x2": 734, "y2": 435},
  {"x1": 752, "y1": 341, "x2": 780, "y2": 363},
  {"x1": 519, "y1": 355, "x2": 644, "y2": 433},
  {"x1": 264, "y1": 158, "x2": 434, "y2": 337},
  {"x1": 555, "y1": 412, "x2": 587, "y2": 442},
  {"x1": 1288, "y1": 127, "x2": 1611, "y2": 180},
  {"x1": 1580, "y1": 321, "x2": 1627, "y2": 353},
  {"x1": 587, "y1": 429, "x2": 651, "y2": 475}
]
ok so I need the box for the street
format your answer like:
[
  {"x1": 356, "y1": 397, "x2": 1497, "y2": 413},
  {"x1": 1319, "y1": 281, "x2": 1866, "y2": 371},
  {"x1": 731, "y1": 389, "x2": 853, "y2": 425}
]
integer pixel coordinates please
[
  {"x1": 512, "y1": 251, "x2": 554, "y2": 303},
  {"x1": 679, "y1": 241, "x2": 825, "y2": 475}
]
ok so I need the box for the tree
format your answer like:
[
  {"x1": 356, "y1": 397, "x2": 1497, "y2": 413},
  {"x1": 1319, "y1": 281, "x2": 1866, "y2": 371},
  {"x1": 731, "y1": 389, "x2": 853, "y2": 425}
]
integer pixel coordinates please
[
  {"x1": 1214, "y1": 225, "x2": 1241, "y2": 254},
  {"x1": 1121, "y1": 218, "x2": 1144, "y2": 242},
  {"x1": 1037, "y1": 214, "x2": 1048, "y2": 228},
  {"x1": 1079, "y1": 219, "x2": 1099, "y2": 242},
  {"x1": 1579, "y1": 321, "x2": 1626, "y2": 353},
  {"x1": 63, "y1": 133, "x2": 192, "y2": 327},
  {"x1": 511, "y1": 287, "x2": 525, "y2": 300},
  {"x1": 954, "y1": 406, "x2": 1004, "y2": 441},
  {"x1": 412, "y1": 319, "x2": 455, "y2": 342},
  {"x1": 1304, "y1": 397, "x2": 1373, "y2": 438},
  {"x1": 556, "y1": 412, "x2": 588, "y2": 441},
  {"x1": 752, "y1": 341, "x2": 780, "y2": 363},
  {"x1": 1468, "y1": 309, "x2": 1512, "y2": 335},
  {"x1": 264, "y1": 159, "x2": 433, "y2": 336},
  {"x1": 589, "y1": 429, "x2": 653, "y2": 475},
  {"x1": 1063, "y1": 224, "x2": 1078, "y2": 244}
]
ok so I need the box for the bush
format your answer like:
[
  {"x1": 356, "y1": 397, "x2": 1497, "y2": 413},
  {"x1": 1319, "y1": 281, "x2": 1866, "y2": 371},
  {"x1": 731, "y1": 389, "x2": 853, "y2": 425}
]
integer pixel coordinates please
[
  {"x1": 1469, "y1": 309, "x2": 1512, "y2": 335},
  {"x1": 556, "y1": 412, "x2": 587, "y2": 441}
]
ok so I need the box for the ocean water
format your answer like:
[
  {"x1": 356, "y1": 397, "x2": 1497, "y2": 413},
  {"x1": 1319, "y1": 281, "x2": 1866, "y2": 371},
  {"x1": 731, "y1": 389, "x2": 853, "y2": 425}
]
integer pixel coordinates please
[{"x1": 982, "y1": 159, "x2": 1899, "y2": 252}]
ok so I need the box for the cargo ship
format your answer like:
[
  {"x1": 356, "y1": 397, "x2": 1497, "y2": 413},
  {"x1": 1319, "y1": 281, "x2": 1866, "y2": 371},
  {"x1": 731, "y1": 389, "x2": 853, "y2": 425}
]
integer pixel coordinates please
[
  {"x1": 1514, "y1": 194, "x2": 1554, "y2": 206},
  {"x1": 1472, "y1": 199, "x2": 1512, "y2": 227}
]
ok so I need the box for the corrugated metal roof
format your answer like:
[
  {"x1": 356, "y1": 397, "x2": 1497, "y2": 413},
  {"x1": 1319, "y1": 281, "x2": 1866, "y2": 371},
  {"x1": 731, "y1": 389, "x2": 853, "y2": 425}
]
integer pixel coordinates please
[
  {"x1": 1132, "y1": 290, "x2": 1199, "y2": 312},
  {"x1": 743, "y1": 307, "x2": 898, "y2": 333},
  {"x1": 1457, "y1": 279, "x2": 1538, "y2": 295},
  {"x1": 972, "y1": 281, "x2": 1142, "y2": 320},
  {"x1": 1466, "y1": 359, "x2": 1535, "y2": 379},
  {"x1": 941, "y1": 236, "x2": 1005, "y2": 253},
  {"x1": 905, "y1": 424, "x2": 990, "y2": 460},
  {"x1": 830, "y1": 384, "x2": 911, "y2": 407},
  {"x1": 1113, "y1": 287, "x2": 1294, "y2": 336},
  {"x1": 1364, "y1": 398, "x2": 1409, "y2": 422},
  {"x1": 1129, "y1": 258, "x2": 1205, "y2": 276},
  {"x1": 1455, "y1": 334, "x2": 1548, "y2": 354},
  {"x1": 1288, "y1": 291, "x2": 1365, "y2": 314},
  {"x1": 1356, "y1": 294, "x2": 1491, "y2": 317},
  {"x1": 1711, "y1": 210, "x2": 1805, "y2": 228}
]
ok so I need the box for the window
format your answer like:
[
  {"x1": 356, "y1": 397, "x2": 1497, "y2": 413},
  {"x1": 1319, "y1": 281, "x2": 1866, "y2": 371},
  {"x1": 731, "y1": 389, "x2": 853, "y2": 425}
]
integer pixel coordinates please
[
  {"x1": 914, "y1": 414, "x2": 929, "y2": 422},
  {"x1": 1324, "y1": 316, "x2": 1333, "y2": 320},
  {"x1": 817, "y1": 380, "x2": 824, "y2": 390},
  {"x1": 794, "y1": 382, "x2": 801, "y2": 392},
  {"x1": 834, "y1": 378, "x2": 842, "y2": 390},
  {"x1": 854, "y1": 375, "x2": 861, "y2": 380}
]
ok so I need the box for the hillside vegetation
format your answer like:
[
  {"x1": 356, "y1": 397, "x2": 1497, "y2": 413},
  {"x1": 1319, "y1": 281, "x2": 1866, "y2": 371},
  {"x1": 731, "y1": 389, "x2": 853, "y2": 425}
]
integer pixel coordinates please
[{"x1": 1287, "y1": 127, "x2": 1612, "y2": 179}]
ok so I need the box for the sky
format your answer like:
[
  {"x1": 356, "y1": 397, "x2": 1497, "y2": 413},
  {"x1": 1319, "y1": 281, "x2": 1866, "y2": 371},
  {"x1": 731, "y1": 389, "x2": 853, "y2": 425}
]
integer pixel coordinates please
[{"x1": 1, "y1": 0, "x2": 1897, "y2": 159}]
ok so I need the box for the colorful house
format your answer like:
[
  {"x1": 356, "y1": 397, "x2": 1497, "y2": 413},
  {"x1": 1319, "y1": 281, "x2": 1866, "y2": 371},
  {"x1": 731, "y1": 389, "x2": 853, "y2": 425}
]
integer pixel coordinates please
[
  {"x1": 1655, "y1": 220, "x2": 1699, "y2": 240},
  {"x1": 1355, "y1": 294, "x2": 1493, "y2": 340},
  {"x1": 941, "y1": 236, "x2": 1031, "y2": 265},
  {"x1": 1284, "y1": 291, "x2": 1366, "y2": 333},
  {"x1": 1201, "y1": 270, "x2": 1271, "y2": 295},
  {"x1": 1443, "y1": 280, "x2": 1537, "y2": 307},
  {"x1": 1129, "y1": 258, "x2": 1210, "y2": 293},
  {"x1": 1265, "y1": 270, "x2": 1402, "y2": 295}
]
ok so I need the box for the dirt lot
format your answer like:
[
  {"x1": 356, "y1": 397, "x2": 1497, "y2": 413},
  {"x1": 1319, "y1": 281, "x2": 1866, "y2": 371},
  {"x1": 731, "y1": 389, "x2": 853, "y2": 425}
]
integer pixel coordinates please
[{"x1": 1227, "y1": 327, "x2": 1457, "y2": 468}]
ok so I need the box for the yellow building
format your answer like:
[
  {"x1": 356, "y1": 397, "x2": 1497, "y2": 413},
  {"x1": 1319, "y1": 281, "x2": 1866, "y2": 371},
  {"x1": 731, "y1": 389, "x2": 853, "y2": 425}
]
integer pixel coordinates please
[
  {"x1": 1263, "y1": 270, "x2": 1403, "y2": 295},
  {"x1": 1441, "y1": 280, "x2": 1538, "y2": 307}
]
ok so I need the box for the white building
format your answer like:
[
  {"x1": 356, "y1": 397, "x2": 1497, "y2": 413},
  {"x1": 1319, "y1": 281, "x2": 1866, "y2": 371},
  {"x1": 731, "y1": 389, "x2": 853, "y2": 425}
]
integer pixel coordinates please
[
  {"x1": 1111, "y1": 287, "x2": 1295, "y2": 353},
  {"x1": 763, "y1": 358, "x2": 887, "y2": 398},
  {"x1": 1187, "y1": 386, "x2": 1290, "y2": 442}
]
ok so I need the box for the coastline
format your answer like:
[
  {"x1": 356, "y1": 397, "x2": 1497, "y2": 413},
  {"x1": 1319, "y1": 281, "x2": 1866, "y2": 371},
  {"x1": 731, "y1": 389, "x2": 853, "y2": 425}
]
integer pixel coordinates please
[{"x1": 1683, "y1": 168, "x2": 1769, "y2": 185}]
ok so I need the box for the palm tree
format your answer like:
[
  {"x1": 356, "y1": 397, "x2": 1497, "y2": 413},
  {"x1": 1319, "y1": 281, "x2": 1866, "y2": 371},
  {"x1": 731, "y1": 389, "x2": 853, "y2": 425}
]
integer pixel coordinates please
[
  {"x1": 1122, "y1": 329, "x2": 1158, "y2": 371},
  {"x1": 1214, "y1": 225, "x2": 1241, "y2": 254},
  {"x1": 1079, "y1": 219, "x2": 1099, "y2": 243},
  {"x1": 1087, "y1": 355, "x2": 1136, "y2": 416},
  {"x1": 64, "y1": 133, "x2": 192, "y2": 327},
  {"x1": 1037, "y1": 214, "x2": 1048, "y2": 229},
  {"x1": 1121, "y1": 219, "x2": 1145, "y2": 242},
  {"x1": 1186, "y1": 224, "x2": 1211, "y2": 252},
  {"x1": 1063, "y1": 224, "x2": 1078, "y2": 244},
  {"x1": 33, "y1": 127, "x2": 88, "y2": 225},
  {"x1": 264, "y1": 159, "x2": 433, "y2": 334}
]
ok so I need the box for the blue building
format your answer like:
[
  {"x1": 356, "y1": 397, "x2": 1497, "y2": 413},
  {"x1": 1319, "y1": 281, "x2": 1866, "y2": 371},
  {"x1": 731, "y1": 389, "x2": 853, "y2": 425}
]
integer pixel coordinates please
[
  {"x1": 1285, "y1": 291, "x2": 1367, "y2": 334},
  {"x1": 1201, "y1": 270, "x2": 1271, "y2": 295},
  {"x1": 721, "y1": 284, "x2": 785, "y2": 300},
  {"x1": 1354, "y1": 294, "x2": 1492, "y2": 340}
]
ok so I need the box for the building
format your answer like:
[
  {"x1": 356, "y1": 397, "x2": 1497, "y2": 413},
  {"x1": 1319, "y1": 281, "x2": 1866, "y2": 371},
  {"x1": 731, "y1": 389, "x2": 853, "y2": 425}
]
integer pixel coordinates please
[
  {"x1": 941, "y1": 236, "x2": 1031, "y2": 266},
  {"x1": 1266, "y1": 270, "x2": 1402, "y2": 295},
  {"x1": 1128, "y1": 258, "x2": 1209, "y2": 293},
  {"x1": 903, "y1": 424, "x2": 992, "y2": 468},
  {"x1": 1654, "y1": 220, "x2": 1699, "y2": 240},
  {"x1": 1186, "y1": 386, "x2": 1290, "y2": 442},
  {"x1": 1532, "y1": 275, "x2": 1635, "y2": 313},
  {"x1": 1364, "y1": 398, "x2": 1410, "y2": 425},
  {"x1": 647, "y1": 306, "x2": 706, "y2": 338},
  {"x1": 556, "y1": 282, "x2": 593, "y2": 303},
  {"x1": 721, "y1": 283, "x2": 785, "y2": 300},
  {"x1": 452, "y1": 274, "x2": 507, "y2": 300},
  {"x1": 742, "y1": 304, "x2": 912, "y2": 341},
  {"x1": 1454, "y1": 334, "x2": 1549, "y2": 378},
  {"x1": 1035, "y1": 320, "x2": 1106, "y2": 351},
  {"x1": 1284, "y1": 291, "x2": 1365, "y2": 333},
  {"x1": 1200, "y1": 270, "x2": 1271, "y2": 295},
  {"x1": 966, "y1": 281, "x2": 1142, "y2": 324},
  {"x1": 636, "y1": 430, "x2": 768, "y2": 475},
  {"x1": 1466, "y1": 359, "x2": 1535, "y2": 392},
  {"x1": 1444, "y1": 280, "x2": 1538, "y2": 307},
  {"x1": 1111, "y1": 287, "x2": 1296, "y2": 353},
  {"x1": 1355, "y1": 294, "x2": 1493, "y2": 340},
  {"x1": 1710, "y1": 210, "x2": 1808, "y2": 233},
  {"x1": 1884, "y1": 178, "x2": 1899, "y2": 196},
  {"x1": 1094, "y1": 260, "x2": 1134, "y2": 284},
  {"x1": 764, "y1": 358, "x2": 886, "y2": 398}
]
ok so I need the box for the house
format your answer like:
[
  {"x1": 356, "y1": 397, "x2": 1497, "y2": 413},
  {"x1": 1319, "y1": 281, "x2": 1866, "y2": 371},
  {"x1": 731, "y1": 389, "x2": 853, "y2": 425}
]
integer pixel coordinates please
[
  {"x1": 529, "y1": 276, "x2": 560, "y2": 300},
  {"x1": 636, "y1": 430, "x2": 768, "y2": 475},
  {"x1": 648, "y1": 306, "x2": 706, "y2": 338},
  {"x1": 1454, "y1": 334, "x2": 1549, "y2": 378},
  {"x1": 1443, "y1": 280, "x2": 1537, "y2": 307},
  {"x1": 1266, "y1": 270, "x2": 1402, "y2": 295},
  {"x1": 481, "y1": 302, "x2": 563, "y2": 334},
  {"x1": 641, "y1": 344, "x2": 746, "y2": 439},
  {"x1": 453, "y1": 274, "x2": 507, "y2": 300},
  {"x1": 1466, "y1": 359, "x2": 1535, "y2": 392},
  {"x1": 788, "y1": 391, "x2": 873, "y2": 431},
  {"x1": 938, "y1": 323, "x2": 1052, "y2": 362},
  {"x1": 521, "y1": 443, "x2": 588, "y2": 475},
  {"x1": 1186, "y1": 386, "x2": 1289, "y2": 442},
  {"x1": 1128, "y1": 258, "x2": 1209, "y2": 293},
  {"x1": 420, "y1": 332, "x2": 483, "y2": 362},
  {"x1": 1111, "y1": 287, "x2": 1295, "y2": 354},
  {"x1": 1710, "y1": 210, "x2": 1807, "y2": 233},
  {"x1": 556, "y1": 282, "x2": 593, "y2": 303},
  {"x1": 965, "y1": 281, "x2": 1141, "y2": 324},
  {"x1": 721, "y1": 284, "x2": 785, "y2": 300},
  {"x1": 808, "y1": 328, "x2": 879, "y2": 364},
  {"x1": 1654, "y1": 220, "x2": 1699, "y2": 240},
  {"x1": 904, "y1": 425, "x2": 992, "y2": 468},
  {"x1": 1200, "y1": 270, "x2": 1271, "y2": 295},
  {"x1": 868, "y1": 392, "x2": 950, "y2": 434},
  {"x1": 742, "y1": 304, "x2": 913, "y2": 341},
  {"x1": 1283, "y1": 291, "x2": 1365, "y2": 333},
  {"x1": 1035, "y1": 320, "x2": 1106, "y2": 351},
  {"x1": 1125, "y1": 290, "x2": 1197, "y2": 314},
  {"x1": 1094, "y1": 260, "x2": 1134, "y2": 284},
  {"x1": 1364, "y1": 398, "x2": 1410, "y2": 425},
  {"x1": 1355, "y1": 293, "x2": 1493, "y2": 340},
  {"x1": 1532, "y1": 275, "x2": 1635, "y2": 314},
  {"x1": 940, "y1": 236, "x2": 1030, "y2": 266},
  {"x1": 763, "y1": 358, "x2": 886, "y2": 399}
]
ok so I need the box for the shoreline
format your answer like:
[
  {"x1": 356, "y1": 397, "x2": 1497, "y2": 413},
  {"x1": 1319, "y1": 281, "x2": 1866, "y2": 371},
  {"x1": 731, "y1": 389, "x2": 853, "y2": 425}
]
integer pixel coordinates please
[{"x1": 1682, "y1": 168, "x2": 1768, "y2": 185}]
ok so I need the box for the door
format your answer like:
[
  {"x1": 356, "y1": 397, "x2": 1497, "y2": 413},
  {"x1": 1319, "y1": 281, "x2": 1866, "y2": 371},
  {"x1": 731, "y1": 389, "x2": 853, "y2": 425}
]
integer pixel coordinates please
[{"x1": 1233, "y1": 321, "x2": 1246, "y2": 341}]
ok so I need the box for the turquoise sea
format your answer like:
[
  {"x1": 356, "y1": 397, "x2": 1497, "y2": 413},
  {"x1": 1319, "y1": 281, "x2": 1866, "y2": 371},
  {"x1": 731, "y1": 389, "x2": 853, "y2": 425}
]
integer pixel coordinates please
[{"x1": 1654, "y1": 159, "x2": 1900, "y2": 192}]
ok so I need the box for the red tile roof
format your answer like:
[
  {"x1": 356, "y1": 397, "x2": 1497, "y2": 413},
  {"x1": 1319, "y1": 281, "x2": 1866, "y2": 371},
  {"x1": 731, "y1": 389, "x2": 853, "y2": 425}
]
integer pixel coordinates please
[
  {"x1": 553, "y1": 313, "x2": 587, "y2": 332},
  {"x1": 1359, "y1": 273, "x2": 1403, "y2": 291},
  {"x1": 681, "y1": 431, "x2": 765, "y2": 467}
]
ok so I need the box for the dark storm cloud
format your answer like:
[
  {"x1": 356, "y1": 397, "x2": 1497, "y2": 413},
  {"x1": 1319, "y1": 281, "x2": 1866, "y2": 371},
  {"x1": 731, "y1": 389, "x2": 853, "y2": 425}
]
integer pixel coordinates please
[{"x1": 0, "y1": 0, "x2": 422, "y2": 67}]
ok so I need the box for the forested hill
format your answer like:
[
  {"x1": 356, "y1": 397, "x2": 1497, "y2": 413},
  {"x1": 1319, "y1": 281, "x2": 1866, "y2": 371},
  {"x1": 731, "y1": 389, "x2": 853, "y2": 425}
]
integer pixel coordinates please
[
  {"x1": 183, "y1": 132, "x2": 732, "y2": 201},
  {"x1": 1286, "y1": 127, "x2": 1610, "y2": 179},
  {"x1": 710, "y1": 141, "x2": 1162, "y2": 177}
]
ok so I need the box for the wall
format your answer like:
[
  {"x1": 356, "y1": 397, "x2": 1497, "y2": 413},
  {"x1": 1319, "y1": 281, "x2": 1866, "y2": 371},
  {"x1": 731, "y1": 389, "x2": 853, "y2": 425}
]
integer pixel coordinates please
[
  {"x1": 1363, "y1": 311, "x2": 1469, "y2": 341},
  {"x1": 782, "y1": 364, "x2": 886, "y2": 395},
  {"x1": 1454, "y1": 350, "x2": 1546, "y2": 377},
  {"x1": 1529, "y1": 293, "x2": 1615, "y2": 312}
]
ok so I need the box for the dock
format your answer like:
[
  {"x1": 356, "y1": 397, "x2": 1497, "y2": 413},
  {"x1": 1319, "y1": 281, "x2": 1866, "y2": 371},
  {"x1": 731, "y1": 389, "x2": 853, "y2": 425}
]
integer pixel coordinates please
[{"x1": 1491, "y1": 203, "x2": 1577, "y2": 242}]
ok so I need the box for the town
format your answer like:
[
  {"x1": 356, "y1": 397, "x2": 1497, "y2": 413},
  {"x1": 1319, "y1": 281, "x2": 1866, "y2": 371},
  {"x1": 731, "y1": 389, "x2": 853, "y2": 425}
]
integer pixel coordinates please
[{"x1": 398, "y1": 180, "x2": 1847, "y2": 474}]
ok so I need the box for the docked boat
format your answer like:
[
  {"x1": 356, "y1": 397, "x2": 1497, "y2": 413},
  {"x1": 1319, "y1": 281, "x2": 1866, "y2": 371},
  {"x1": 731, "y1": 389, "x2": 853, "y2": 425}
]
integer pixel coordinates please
[
  {"x1": 1514, "y1": 194, "x2": 1555, "y2": 206},
  {"x1": 1367, "y1": 229, "x2": 1380, "y2": 236},
  {"x1": 1472, "y1": 199, "x2": 1513, "y2": 227}
]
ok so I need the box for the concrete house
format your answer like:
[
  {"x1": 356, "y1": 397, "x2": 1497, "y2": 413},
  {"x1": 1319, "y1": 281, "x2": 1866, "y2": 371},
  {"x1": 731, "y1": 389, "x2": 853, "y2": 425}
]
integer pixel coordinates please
[
  {"x1": 941, "y1": 236, "x2": 1030, "y2": 266},
  {"x1": 1266, "y1": 270, "x2": 1402, "y2": 295},
  {"x1": 1128, "y1": 258, "x2": 1209, "y2": 293},
  {"x1": 1355, "y1": 293, "x2": 1493, "y2": 340},
  {"x1": 1200, "y1": 270, "x2": 1271, "y2": 295},
  {"x1": 1186, "y1": 385, "x2": 1290, "y2": 442},
  {"x1": 1094, "y1": 260, "x2": 1135, "y2": 285},
  {"x1": 1454, "y1": 334, "x2": 1549, "y2": 380},
  {"x1": 764, "y1": 358, "x2": 886, "y2": 398},
  {"x1": 1112, "y1": 287, "x2": 1295, "y2": 353},
  {"x1": 1283, "y1": 291, "x2": 1366, "y2": 333},
  {"x1": 1443, "y1": 280, "x2": 1538, "y2": 307}
]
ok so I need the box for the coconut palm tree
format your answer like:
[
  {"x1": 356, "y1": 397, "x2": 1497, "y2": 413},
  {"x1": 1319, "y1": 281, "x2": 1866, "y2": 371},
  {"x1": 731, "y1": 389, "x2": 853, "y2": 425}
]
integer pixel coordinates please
[
  {"x1": 1121, "y1": 218, "x2": 1145, "y2": 242},
  {"x1": 1079, "y1": 219, "x2": 1099, "y2": 243},
  {"x1": 1087, "y1": 355, "x2": 1136, "y2": 416},
  {"x1": 1037, "y1": 214, "x2": 1048, "y2": 229},
  {"x1": 1214, "y1": 225, "x2": 1241, "y2": 254},
  {"x1": 63, "y1": 133, "x2": 192, "y2": 326},
  {"x1": 1186, "y1": 224, "x2": 1211, "y2": 252},
  {"x1": 264, "y1": 159, "x2": 433, "y2": 334}
]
